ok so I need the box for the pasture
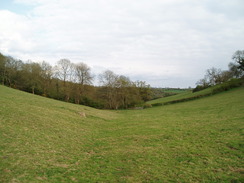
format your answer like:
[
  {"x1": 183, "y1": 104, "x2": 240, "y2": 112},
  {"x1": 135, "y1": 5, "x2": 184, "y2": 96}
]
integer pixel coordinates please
[{"x1": 0, "y1": 85, "x2": 243, "y2": 182}]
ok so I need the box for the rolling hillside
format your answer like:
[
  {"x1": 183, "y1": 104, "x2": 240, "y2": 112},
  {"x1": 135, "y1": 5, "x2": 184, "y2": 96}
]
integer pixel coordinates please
[
  {"x1": 1, "y1": 85, "x2": 243, "y2": 182},
  {"x1": 147, "y1": 78, "x2": 244, "y2": 106}
]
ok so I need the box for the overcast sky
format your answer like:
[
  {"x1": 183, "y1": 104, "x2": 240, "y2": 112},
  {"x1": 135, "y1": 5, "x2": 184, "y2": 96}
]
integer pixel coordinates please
[{"x1": 0, "y1": 0, "x2": 243, "y2": 87}]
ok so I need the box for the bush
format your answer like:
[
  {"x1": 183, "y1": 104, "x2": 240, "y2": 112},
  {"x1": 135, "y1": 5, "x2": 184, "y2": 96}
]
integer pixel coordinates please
[
  {"x1": 151, "y1": 103, "x2": 163, "y2": 107},
  {"x1": 212, "y1": 78, "x2": 244, "y2": 94},
  {"x1": 143, "y1": 103, "x2": 152, "y2": 109},
  {"x1": 193, "y1": 85, "x2": 209, "y2": 93}
]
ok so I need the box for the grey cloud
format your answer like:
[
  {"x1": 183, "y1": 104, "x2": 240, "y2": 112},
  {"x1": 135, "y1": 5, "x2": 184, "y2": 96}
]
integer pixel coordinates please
[{"x1": 1, "y1": 0, "x2": 244, "y2": 87}]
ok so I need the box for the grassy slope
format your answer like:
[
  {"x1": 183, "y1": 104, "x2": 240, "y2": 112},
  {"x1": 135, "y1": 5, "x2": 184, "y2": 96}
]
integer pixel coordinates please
[
  {"x1": 147, "y1": 79, "x2": 243, "y2": 105},
  {"x1": 159, "y1": 89, "x2": 189, "y2": 94},
  {"x1": 147, "y1": 87, "x2": 214, "y2": 105},
  {"x1": 1, "y1": 85, "x2": 244, "y2": 182}
]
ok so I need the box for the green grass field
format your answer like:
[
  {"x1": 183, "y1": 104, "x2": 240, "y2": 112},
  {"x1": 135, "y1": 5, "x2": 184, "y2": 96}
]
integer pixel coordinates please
[
  {"x1": 147, "y1": 87, "x2": 215, "y2": 105},
  {"x1": 147, "y1": 79, "x2": 244, "y2": 106},
  {"x1": 159, "y1": 88, "x2": 189, "y2": 94},
  {"x1": 1, "y1": 85, "x2": 244, "y2": 182}
]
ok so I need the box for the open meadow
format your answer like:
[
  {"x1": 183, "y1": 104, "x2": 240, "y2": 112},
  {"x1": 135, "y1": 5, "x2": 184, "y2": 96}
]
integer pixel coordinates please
[{"x1": 0, "y1": 85, "x2": 243, "y2": 182}]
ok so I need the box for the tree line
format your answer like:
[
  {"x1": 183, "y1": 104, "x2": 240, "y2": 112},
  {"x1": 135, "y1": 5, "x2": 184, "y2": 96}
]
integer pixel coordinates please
[
  {"x1": 1, "y1": 50, "x2": 243, "y2": 107},
  {"x1": 193, "y1": 50, "x2": 244, "y2": 92},
  {"x1": 0, "y1": 53, "x2": 151, "y2": 109}
]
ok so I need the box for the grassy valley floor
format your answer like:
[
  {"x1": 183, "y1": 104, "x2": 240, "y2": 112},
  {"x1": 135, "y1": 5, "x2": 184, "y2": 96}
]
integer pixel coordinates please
[{"x1": 0, "y1": 85, "x2": 244, "y2": 182}]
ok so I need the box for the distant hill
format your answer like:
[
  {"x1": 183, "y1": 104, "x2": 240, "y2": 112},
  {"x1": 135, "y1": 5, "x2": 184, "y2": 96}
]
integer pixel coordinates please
[
  {"x1": 150, "y1": 87, "x2": 189, "y2": 100},
  {"x1": 147, "y1": 78, "x2": 244, "y2": 106}
]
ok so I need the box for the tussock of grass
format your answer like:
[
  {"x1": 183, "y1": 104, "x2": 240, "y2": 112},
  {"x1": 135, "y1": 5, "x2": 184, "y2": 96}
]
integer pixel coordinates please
[{"x1": 0, "y1": 85, "x2": 243, "y2": 182}]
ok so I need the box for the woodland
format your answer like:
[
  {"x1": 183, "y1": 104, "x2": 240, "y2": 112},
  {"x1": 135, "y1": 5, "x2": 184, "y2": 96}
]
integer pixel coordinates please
[{"x1": 0, "y1": 50, "x2": 243, "y2": 109}]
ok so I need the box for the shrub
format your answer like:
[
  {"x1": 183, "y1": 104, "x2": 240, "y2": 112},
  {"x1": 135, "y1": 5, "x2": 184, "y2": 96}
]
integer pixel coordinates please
[
  {"x1": 212, "y1": 78, "x2": 244, "y2": 94},
  {"x1": 151, "y1": 103, "x2": 163, "y2": 107},
  {"x1": 143, "y1": 103, "x2": 152, "y2": 109},
  {"x1": 193, "y1": 85, "x2": 209, "y2": 93}
]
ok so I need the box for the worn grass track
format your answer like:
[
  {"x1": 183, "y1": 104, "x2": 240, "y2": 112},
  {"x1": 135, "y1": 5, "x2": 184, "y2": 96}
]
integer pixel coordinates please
[{"x1": 0, "y1": 85, "x2": 243, "y2": 182}]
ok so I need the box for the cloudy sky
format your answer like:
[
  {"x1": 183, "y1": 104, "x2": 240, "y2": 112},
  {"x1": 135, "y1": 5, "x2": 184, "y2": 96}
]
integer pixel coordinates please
[{"x1": 0, "y1": 0, "x2": 243, "y2": 87}]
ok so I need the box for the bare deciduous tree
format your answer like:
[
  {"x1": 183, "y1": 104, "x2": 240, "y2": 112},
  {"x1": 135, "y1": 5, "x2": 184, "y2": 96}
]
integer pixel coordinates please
[
  {"x1": 99, "y1": 70, "x2": 119, "y2": 109},
  {"x1": 55, "y1": 59, "x2": 72, "y2": 101},
  {"x1": 75, "y1": 62, "x2": 93, "y2": 85},
  {"x1": 228, "y1": 62, "x2": 243, "y2": 78},
  {"x1": 74, "y1": 62, "x2": 93, "y2": 104},
  {"x1": 55, "y1": 59, "x2": 71, "y2": 85},
  {"x1": 40, "y1": 61, "x2": 53, "y2": 96},
  {"x1": 232, "y1": 50, "x2": 244, "y2": 71},
  {"x1": 205, "y1": 67, "x2": 223, "y2": 85}
]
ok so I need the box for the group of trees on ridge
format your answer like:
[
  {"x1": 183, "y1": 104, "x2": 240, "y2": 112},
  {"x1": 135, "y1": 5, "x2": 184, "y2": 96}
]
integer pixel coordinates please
[
  {"x1": 0, "y1": 53, "x2": 151, "y2": 109},
  {"x1": 193, "y1": 50, "x2": 244, "y2": 92}
]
